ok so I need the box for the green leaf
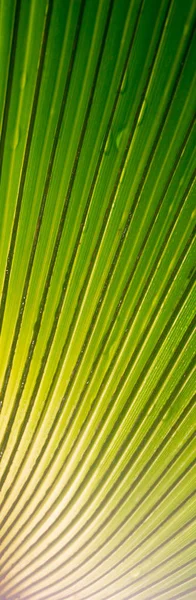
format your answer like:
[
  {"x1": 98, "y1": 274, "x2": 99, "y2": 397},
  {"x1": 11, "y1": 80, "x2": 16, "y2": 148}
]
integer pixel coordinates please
[{"x1": 0, "y1": 0, "x2": 195, "y2": 598}]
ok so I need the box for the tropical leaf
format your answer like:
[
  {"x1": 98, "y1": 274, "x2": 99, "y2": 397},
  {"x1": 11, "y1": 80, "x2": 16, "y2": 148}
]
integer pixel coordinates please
[{"x1": 0, "y1": 0, "x2": 195, "y2": 599}]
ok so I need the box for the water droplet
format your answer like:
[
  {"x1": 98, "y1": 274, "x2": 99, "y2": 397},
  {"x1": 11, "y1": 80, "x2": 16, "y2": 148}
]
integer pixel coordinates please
[
  {"x1": 138, "y1": 98, "x2": 148, "y2": 125},
  {"x1": 179, "y1": 176, "x2": 184, "y2": 187},
  {"x1": 183, "y1": 23, "x2": 189, "y2": 37},
  {"x1": 168, "y1": 201, "x2": 173, "y2": 214},
  {"x1": 121, "y1": 207, "x2": 130, "y2": 226},
  {"x1": 116, "y1": 128, "x2": 126, "y2": 150},
  {"x1": 45, "y1": 0, "x2": 50, "y2": 16},
  {"x1": 151, "y1": 294, "x2": 158, "y2": 307},
  {"x1": 11, "y1": 126, "x2": 20, "y2": 150},
  {"x1": 20, "y1": 71, "x2": 27, "y2": 90},
  {"x1": 162, "y1": 409, "x2": 170, "y2": 422},
  {"x1": 131, "y1": 567, "x2": 141, "y2": 578},
  {"x1": 120, "y1": 68, "x2": 128, "y2": 94},
  {"x1": 104, "y1": 130, "x2": 113, "y2": 156}
]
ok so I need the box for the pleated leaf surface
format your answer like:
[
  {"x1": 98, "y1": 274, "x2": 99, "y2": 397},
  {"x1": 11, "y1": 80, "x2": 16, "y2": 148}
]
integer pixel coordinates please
[{"x1": 0, "y1": 1, "x2": 195, "y2": 599}]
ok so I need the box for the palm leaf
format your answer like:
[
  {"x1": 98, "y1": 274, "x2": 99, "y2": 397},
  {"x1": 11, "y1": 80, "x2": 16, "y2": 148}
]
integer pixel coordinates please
[{"x1": 0, "y1": 0, "x2": 195, "y2": 598}]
